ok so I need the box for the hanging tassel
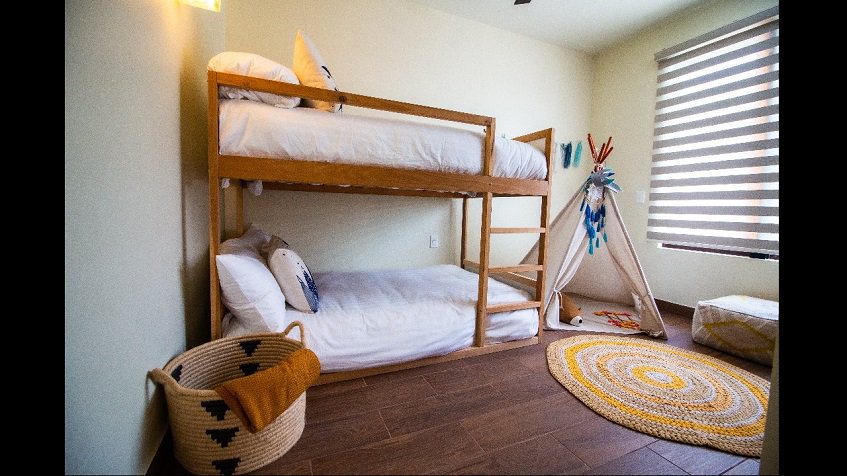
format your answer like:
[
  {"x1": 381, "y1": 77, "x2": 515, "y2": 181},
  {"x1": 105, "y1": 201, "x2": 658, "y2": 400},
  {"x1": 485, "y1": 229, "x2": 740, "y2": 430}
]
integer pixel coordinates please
[
  {"x1": 574, "y1": 141, "x2": 583, "y2": 167},
  {"x1": 600, "y1": 204, "x2": 606, "y2": 217},
  {"x1": 562, "y1": 142, "x2": 572, "y2": 168},
  {"x1": 588, "y1": 239, "x2": 594, "y2": 255},
  {"x1": 603, "y1": 231, "x2": 608, "y2": 242},
  {"x1": 596, "y1": 237, "x2": 600, "y2": 248},
  {"x1": 579, "y1": 196, "x2": 586, "y2": 212}
]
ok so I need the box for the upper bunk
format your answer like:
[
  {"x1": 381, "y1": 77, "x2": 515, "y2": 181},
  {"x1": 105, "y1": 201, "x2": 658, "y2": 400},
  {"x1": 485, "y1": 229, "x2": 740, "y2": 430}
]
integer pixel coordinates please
[{"x1": 207, "y1": 70, "x2": 554, "y2": 198}]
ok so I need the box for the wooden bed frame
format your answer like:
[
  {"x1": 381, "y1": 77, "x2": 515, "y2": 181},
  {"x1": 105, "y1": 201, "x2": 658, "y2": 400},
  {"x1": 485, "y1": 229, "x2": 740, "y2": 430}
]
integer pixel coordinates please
[{"x1": 207, "y1": 70, "x2": 554, "y2": 384}]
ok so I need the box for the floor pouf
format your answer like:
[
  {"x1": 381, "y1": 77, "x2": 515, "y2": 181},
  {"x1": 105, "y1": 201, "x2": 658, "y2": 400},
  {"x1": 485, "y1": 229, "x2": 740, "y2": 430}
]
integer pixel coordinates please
[{"x1": 692, "y1": 295, "x2": 778, "y2": 366}]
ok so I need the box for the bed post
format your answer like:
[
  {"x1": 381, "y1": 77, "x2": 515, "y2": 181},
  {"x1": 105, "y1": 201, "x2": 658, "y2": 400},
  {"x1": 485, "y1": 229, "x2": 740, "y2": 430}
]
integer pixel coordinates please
[
  {"x1": 208, "y1": 70, "x2": 223, "y2": 340},
  {"x1": 535, "y1": 129, "x2": 555, "y2": 339},
  {"x1": 475, "y1": 118, "x2": 496, "y2": 347}
]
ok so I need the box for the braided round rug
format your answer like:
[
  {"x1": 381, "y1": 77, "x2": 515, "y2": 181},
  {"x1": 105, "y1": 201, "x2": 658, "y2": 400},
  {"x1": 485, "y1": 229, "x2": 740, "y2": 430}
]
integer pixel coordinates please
[{"x1": 547, "y1": 335, "x2": 770, "y2": 457}]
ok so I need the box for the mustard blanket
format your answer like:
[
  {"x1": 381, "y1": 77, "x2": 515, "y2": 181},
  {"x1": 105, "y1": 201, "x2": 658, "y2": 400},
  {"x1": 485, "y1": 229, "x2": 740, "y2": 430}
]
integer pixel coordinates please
[{"x1": 215, "y1": 348, "x2": 320, "y2": 433}]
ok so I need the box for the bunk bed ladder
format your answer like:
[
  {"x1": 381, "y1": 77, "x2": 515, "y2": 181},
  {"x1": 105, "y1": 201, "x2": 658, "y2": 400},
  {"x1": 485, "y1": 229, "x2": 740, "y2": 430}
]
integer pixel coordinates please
[
  {"x1": 474, "y1": 212, "x2": 548, "y2": 347},
  {"x1": 468, "y1": 127, "x2": 553, "y2": 349}
]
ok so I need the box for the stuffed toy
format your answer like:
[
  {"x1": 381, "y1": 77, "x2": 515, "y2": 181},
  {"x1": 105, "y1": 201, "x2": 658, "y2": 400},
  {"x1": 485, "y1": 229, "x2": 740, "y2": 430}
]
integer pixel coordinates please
[{"x1": 558, "y1": 292, "x2": 583, "y2": 326}]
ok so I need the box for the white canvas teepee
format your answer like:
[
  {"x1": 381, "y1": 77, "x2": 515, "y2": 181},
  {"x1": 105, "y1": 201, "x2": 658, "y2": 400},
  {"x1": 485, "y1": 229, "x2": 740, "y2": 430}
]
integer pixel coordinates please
[{"x1": 521, "y1": 175, "x2": 667, "y2": 338}]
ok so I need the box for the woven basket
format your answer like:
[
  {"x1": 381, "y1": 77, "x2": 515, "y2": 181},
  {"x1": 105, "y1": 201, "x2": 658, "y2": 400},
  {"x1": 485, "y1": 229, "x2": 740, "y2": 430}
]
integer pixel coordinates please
[{"x1": 149, "y1": 321, "x2": 308, "y2": 476}]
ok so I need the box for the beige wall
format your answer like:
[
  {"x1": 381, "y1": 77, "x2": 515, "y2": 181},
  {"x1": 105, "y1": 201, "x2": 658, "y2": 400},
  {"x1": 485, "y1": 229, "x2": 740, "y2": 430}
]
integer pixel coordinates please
[
  {"x1": 65, "y1": 1, "x2": 224, "y2": 473},
  {"x1": 590, "y1": 0, "x2": 779, "y2": 307},
  {"x1": 225, "y1": 0, "x2": 593, "y2": 272}
]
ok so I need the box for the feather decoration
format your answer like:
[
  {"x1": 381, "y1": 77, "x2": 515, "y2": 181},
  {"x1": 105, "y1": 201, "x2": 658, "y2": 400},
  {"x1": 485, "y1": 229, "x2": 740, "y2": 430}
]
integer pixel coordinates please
[
  {"x1": 573, "y1": 141, "x2": 582, "y2": 167},
  {"x1": 562, "y1": 142, "x2": 573, "y2": 168}
]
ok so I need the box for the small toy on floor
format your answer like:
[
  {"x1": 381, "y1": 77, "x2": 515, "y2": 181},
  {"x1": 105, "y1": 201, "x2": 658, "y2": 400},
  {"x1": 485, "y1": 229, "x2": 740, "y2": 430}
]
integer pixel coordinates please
[{"x1": 558, "y1": 292, "x2": 583, "y2": 326}]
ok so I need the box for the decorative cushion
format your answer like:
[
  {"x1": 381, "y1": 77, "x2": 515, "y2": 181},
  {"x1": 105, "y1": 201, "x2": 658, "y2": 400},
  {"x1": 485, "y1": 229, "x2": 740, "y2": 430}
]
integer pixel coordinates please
[
  {"x1": 267, "y1": 241, "x2": 320, "y2": 313},
  {"x1": 216, "y1": 225, "x2": 288, "y2": 334},
  {"x1": 292, "y1": 30, "x2": 341, "y2": 112},
  {"x1": 692, "y1": 295, "x2": 778, "y2": 365},
  {"x1": 207, "y1": 51, "x2": 301, "y2": 108}
]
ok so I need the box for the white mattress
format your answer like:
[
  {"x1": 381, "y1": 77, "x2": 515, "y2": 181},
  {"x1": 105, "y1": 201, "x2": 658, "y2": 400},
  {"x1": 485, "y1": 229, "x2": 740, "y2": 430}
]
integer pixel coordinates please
[
  {"x1": 277, "y1": 264, "x2": 538, "y2": 372},
  {"x1": 218, "y1": 99, "x2": 548, "y2": 180}
]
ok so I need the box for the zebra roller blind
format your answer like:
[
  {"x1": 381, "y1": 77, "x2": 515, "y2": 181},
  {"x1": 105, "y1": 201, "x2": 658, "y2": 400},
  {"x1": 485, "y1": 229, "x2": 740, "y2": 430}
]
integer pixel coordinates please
[{"x1": 648, "y1": 6, "x2": 778, "y2": 256}]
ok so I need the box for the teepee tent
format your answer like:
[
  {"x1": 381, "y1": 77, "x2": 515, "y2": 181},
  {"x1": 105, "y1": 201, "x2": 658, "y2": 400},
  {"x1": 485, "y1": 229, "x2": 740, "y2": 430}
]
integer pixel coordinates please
[{"x1": 520, "y1": 138, "x2": 667, "y2": 338}]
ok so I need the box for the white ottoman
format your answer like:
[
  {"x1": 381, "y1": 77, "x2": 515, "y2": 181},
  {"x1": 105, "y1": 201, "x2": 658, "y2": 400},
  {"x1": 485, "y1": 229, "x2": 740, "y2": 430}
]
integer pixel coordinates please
[{"x1": 692, "y1": 295, "x2": 778, "y2": 365}]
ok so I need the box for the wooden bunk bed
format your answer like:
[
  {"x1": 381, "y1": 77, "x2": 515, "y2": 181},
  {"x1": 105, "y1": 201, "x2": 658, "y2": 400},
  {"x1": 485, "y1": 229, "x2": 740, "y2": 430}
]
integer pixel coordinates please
[{"x1": 207, "y1": 70, "x2": 554, "y2": 384}]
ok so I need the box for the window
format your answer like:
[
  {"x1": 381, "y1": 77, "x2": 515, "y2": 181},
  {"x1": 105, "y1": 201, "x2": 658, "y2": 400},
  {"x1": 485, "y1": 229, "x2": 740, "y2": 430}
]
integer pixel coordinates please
[{"x1": 648, "y1": 6, "x2": 778, "y2": 258}]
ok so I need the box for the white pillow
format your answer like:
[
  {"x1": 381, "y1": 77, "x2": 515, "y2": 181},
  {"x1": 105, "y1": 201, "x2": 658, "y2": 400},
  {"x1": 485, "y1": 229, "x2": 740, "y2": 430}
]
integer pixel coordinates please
[
  {"x1": 208, "y1": 51, "x2": 301, "y2": 109},
  {"x1": 292, "y1": 30, "x2": 341, "y2": 113},
  {"x1": 267, "y1": 240, "x2": 320, "y2": 313},
  {"x1": 216, "y1": 225, "x2": 288, "y2": 335}
]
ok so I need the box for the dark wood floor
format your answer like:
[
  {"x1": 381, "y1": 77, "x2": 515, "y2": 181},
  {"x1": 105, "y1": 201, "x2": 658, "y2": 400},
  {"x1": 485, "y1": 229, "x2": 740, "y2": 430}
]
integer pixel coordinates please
[{"x1": 155, "y1": 310, "x2": 773, "y2": 475}]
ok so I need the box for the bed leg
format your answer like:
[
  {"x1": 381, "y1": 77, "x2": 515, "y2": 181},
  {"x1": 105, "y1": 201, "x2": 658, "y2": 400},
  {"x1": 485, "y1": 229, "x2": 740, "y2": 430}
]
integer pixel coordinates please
[
  {"x1": 461, "y1": 197, "x2": 468, "y2": 268},
  {"x1": 209, "y1": 177, "x2": 222, "y2": 341},
  {"x1": 475, "y1": 192, "x2": 493, "y2": 347}
]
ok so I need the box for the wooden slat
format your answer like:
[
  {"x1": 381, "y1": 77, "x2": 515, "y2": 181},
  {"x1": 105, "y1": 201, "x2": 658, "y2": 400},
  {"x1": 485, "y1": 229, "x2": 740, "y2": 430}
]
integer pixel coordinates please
[
  {"x1": 490, "y1": 227, "x2": 545, "y2": 234},
  {"x1": 503, "y1": 272, "x2": 538, "y2": 289},
  {"x1": 261, "y1": 181, "x2": 468, "y2": 198},
  {"x1": 218, "y1": 155, "x2": 549, "y2": 196},
  {"x1": 489, "y1": 264, "x2": 543, "y2": 274},
  {"x1": 208, "y1": 71, "x2": 222, "y2": 341},
  {"x1": 215, "y1": 72, "x2": 494, "y2": 127},
  {"x1": 315, "y1": 337, "x2": 539, "y2": 385},
  {"x1": 513, "y1": 128, "x2": 555, "y2": 144},
  {"x1": 487, "y1": 301, "x2": 542, "y2": 314},
  {"x1": 483, "y1": 118, "x2": 496, "y2": 177},
  {"x1": 462, "y1": 260, "x2": 538, "y2": 290}
]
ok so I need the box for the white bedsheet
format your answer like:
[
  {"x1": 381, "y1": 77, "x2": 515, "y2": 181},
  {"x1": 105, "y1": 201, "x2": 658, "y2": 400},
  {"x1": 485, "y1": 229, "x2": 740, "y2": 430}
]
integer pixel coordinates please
[
  {"x1": 218, "y1": 99, "x2": 548, "y2": 180},
  {"x1": 225, "y1": 264, "x2": 538, "y2": 372}
]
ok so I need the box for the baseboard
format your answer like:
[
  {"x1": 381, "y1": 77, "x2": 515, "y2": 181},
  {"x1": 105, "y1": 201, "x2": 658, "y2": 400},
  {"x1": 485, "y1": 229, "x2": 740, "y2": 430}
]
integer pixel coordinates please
[
  {"x1": 656, "y1": 299, "x2": 695, "y2": 318},
  {"x1": 145, "y1": 429, "x2": 172, "y2": 476}
]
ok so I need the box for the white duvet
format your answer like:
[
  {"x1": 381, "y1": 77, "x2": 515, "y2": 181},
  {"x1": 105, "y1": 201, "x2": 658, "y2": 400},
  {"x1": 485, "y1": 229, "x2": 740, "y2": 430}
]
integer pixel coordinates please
[
  {"x1": 218, "y1": 99, "x2": 548, "y2": 180},
  {"x1": 225, "y1": 264, "x2": 538, "y2": 372}
]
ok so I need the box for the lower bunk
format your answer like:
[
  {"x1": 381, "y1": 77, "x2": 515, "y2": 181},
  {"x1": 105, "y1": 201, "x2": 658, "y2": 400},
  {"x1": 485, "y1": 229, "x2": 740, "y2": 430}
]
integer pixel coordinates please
[{"x1": 218, "y1": 228, "x2": 540, "y2": 384}]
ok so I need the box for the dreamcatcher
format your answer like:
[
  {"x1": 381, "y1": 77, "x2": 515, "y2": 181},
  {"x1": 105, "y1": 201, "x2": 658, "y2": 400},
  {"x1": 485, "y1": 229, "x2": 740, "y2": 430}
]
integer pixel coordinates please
[{"x1": 579, "y1": 133, "x2": 621, "y2": 255}]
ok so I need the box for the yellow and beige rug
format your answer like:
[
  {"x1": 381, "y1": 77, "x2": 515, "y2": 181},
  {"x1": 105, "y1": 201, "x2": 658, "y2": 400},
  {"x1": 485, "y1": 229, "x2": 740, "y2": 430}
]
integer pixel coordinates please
[{"x1": 547, "y1": 335, "x2": 770, "y2": 457}]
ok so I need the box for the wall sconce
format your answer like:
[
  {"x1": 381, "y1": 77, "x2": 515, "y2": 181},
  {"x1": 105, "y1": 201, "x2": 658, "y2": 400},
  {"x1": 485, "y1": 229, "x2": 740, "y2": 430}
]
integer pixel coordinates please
[{"x1": 180, "y1": 0, "x2": 220, "y2": 12}]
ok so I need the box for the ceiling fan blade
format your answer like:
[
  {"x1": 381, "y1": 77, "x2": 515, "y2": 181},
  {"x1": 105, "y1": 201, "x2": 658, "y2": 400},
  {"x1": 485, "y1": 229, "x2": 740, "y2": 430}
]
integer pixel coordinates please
[{"x1": 514, "y1": 0, "x2": 531, "y2": 5}]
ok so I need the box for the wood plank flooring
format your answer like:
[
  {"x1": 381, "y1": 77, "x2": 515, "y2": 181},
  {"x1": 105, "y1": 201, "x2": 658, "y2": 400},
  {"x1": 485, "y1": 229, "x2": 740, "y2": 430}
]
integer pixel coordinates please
[{"x1": 154, "y1": 310, "x2": 773, "y2": 475}]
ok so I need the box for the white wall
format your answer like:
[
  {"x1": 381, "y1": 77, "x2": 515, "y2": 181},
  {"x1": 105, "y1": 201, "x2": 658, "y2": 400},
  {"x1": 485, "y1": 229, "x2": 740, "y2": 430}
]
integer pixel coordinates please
[
  {"x1": 590, "y1": 0, "x2": 779, "y2": 307},
  {"x1": 225, "y1": 0, "x2": 593, "y2": 272},
  {"x1": 65, "y1": 1, "x2": 224, "y2": 473}
]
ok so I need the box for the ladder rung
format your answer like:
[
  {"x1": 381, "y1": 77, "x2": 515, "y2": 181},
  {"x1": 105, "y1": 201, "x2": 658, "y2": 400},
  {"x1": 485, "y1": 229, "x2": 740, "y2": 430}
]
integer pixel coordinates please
[
  {"x1": 489, "y1": 264, "x2": 543, "y2": 274},
  {"x1": 487, "y1": 301, "x2": 541, "y2": 313},
  {"x1": 490, "y1": 227, "x2": 546, "y2": 234}
]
